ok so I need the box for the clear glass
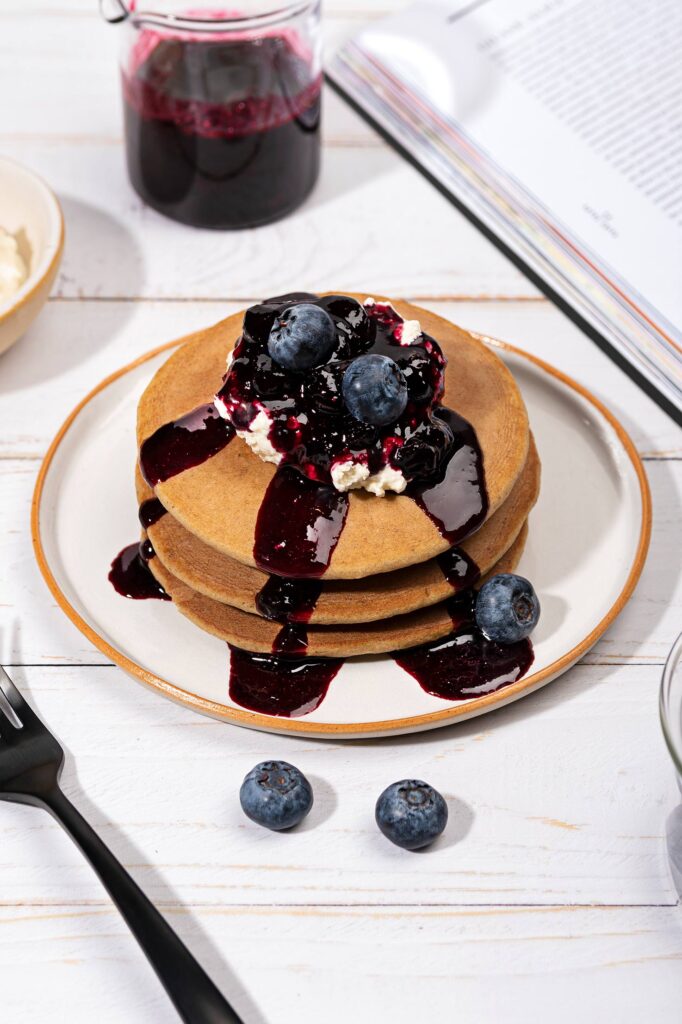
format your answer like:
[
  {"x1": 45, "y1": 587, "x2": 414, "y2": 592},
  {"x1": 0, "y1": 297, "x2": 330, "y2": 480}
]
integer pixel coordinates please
[
  {"x1": 660, "y1": 631, "x2": 682, "y2": 895},
  {"x1": 117, "y1": 1, "x2": 322, "y2": 228}
]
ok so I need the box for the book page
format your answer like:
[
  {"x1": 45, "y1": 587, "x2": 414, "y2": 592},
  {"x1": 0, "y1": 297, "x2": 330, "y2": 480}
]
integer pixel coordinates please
[{"x1": 358, "y1": 0, "x2": 682, "y2": 337}]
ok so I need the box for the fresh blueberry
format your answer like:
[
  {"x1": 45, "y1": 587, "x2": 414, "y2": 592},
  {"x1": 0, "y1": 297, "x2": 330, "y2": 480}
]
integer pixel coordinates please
[
  {"x1": 375, "y1": 779, "x2": 448, "y2": 850},
  {"x1": 475, "y1": 573, "x2": 540, "y2": 644},
  {"x1": 239, "y1": 760, "x2": 313, "y2": 831},
  {"x1": 267, "y1": 303, "x2": 336, "y2": 371},
  {"x1": 342, "y1": 353, "x2": 408, "y2": 426}
]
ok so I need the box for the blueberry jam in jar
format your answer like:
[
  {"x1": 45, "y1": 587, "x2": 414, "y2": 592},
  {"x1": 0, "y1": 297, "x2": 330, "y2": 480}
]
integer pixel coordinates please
[{"x1": 120, "y1": 5, "x2": 321, "y2": 229}]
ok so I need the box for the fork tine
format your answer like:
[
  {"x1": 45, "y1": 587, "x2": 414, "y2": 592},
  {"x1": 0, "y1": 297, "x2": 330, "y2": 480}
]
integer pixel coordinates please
[
  {"x1": 0, "y1": 666, "x2": 41, "y2": 730},
  {"x1": 0, "y1": 704, "x2": 20, "y2": 743}
]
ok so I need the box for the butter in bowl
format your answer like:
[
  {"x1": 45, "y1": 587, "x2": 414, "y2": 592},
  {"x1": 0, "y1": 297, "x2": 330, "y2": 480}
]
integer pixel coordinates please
[{"x1": 0, "y1": 156, "x2": 64, "y2": 356}]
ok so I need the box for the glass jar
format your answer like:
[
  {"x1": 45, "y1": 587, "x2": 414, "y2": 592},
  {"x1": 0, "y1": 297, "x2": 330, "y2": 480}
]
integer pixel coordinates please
[
  {"x1": 110, "y1": 1, "x2": 321, "y2": 229},
  {"x1": 660, "y1": 631, "x2": 682, "y2": 896}
]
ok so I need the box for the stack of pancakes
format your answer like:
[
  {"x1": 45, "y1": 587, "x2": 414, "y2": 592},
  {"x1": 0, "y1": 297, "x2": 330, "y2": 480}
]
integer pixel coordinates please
[{"x1": 136, "y1": 299, "x2": 539, "y2": 657}]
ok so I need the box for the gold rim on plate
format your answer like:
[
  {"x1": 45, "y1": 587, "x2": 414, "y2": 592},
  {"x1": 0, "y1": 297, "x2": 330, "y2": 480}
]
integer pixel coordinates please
[{"x1": 31, "y1": 334, "x2": 652, "y2": 736}]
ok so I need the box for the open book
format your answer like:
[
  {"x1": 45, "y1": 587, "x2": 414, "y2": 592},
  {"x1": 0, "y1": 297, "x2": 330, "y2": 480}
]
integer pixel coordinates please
[{"x1": 329, "y1": 0, "x2": 682, "y2": 421}]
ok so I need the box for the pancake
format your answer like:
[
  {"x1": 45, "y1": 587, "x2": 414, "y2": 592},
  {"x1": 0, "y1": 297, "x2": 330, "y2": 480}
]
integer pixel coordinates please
[
  {"x1": 147, "y1": 524, "x2": 528, "y2": 658},
  {"x1": 138, "y1": 435, "x2": 540, "y2": 624},
  {"x1": 136, "y1": 296, "x2": 529, "y2": 578}
]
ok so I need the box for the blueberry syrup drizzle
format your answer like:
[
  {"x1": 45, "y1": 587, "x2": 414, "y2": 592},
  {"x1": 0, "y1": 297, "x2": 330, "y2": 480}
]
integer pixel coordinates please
[
  {"x1": 108, "y1": 539, "x2": 170, "y2": 601},
  {"x1": 256, "y1": 574, "x2": 323, "y2": 654},
  {"x1": 139, "y1": 403, "x2": 234, "y2": 486},
  {"x1": 214, "y1": 294, "x2": 488, "y2": 576},
  {"x1": 406, "y1": 407, "x2": 488, "y2": 546},
  {"x1": 256, "y1": 575, "x2": 324, "y2": 623},
  {"x1": 138, "y1": 497, "x2": 167, "y2": 529},
  {"x1": 253, "y1": 465, "x2": 349, "y2": 579},
  {"x1": 436, "y1": 546, "x2": 481, "y2": 590},
  {"x1": 227, "y1": 644, "x2": 343, "y2": 718}
]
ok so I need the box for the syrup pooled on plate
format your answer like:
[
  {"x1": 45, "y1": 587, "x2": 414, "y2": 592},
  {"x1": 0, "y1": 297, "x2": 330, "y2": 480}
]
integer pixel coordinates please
[
  {"x1": 393, "y1": 591, "x2": 534, "y2": 701},
  {"x1": 228, "y1": 644, "x2": 343, "y2": 718},
  {"x1": 108, "y1": 539, "x2": 170, "y2": 601}
]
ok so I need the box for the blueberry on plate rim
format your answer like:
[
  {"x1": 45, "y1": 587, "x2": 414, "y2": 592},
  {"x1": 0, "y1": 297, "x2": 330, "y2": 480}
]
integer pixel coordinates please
[
  {"x1": 375, "y1": 779, "x2": 448, "y2": 850},
  {"x1": 267, "y1": 303, "x2": 337, "y2": 371},
  {"x1": 239, "y1": 760, "x2": 313, "y2": 831},
  {"x1": 342, "y1": 352, "x2": 409, "y2": 426},
  {"x1": 475, "y1": 573, "x2": 540, "y2": 644}
]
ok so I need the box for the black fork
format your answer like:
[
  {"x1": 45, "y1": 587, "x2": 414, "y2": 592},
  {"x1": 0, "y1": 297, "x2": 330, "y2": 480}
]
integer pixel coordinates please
[{"x1": 0, "y1": 666, "x2": 243, "y2": 1024}]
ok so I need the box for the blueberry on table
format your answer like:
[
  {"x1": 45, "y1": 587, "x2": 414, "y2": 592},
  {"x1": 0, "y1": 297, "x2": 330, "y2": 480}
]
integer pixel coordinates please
[
  {"x1": 239, "y1": 760, "x2": 313, "y2": 831},
  {"x1": 375, "y1": 779, "x2": 448, "y2": 850},
  {"x1": 475, "y1": 573, "x2": 540, "y2": 644},
  {"x1": 342, "y1": 353, "x2": 408, "y2": 426},
  {"x1": 267, "y1": 303, "x2": 336, "y2": 370}
]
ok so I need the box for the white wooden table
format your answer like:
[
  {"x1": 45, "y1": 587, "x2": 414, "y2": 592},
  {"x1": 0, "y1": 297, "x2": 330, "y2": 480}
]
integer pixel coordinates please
[{"x1": 1, "y1": 3, "x2": 682, "y2": 1021}]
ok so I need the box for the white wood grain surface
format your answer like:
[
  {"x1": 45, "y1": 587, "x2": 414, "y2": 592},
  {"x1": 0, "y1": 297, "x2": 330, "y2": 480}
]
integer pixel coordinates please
[{"x1": 1, "y1": 4, "x2": 681, "y2": 1022}]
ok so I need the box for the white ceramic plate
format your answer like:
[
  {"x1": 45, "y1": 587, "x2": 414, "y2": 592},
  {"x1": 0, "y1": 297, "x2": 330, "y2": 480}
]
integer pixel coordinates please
[{"x1": 33, "y1": 337, "x2": 650, "y2": 738}]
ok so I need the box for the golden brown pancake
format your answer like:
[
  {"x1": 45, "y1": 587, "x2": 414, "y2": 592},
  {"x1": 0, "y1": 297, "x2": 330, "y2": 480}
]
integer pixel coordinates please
[
  {"x1": 136, "y1": 297, "x2": 529, "y2": 578},
  {"x1": 147, "y1": 524, "x2": 528, "y2": 658},
  {"x1": 138, "y1": 436, "x2": 540, "y2": 624}
]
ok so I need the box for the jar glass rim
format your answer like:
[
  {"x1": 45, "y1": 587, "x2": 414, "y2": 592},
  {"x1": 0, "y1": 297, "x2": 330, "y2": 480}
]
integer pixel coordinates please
[
  {"x1": 126, "y1": 0, "x2": 319, "y2": 32},
  {"x1": 660, "y1": 630, "x2": 682, "y2": 775}
]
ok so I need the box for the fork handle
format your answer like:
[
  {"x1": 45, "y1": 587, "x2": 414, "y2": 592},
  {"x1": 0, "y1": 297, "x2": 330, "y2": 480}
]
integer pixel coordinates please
[{"x1": 42, "y1": 787, "x2": 243, "y2": 1024}]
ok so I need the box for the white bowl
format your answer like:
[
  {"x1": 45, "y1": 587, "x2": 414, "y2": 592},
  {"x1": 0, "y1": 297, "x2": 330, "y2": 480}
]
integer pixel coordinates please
[{"x1": 0, "y1": 156, "x2": 64, "y2": 356}]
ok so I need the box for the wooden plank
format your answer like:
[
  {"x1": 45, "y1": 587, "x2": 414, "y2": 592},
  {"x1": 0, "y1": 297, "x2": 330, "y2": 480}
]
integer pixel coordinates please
[
  {"x1": 0, "y1": 663, "x2": 676, "y2": 908},
  {"x1": 0, "y1": 299, "x2": 678, "y2": 459},
  {"x1": 0, "y1": 903, "x2": 681, "y2": 1022},
  {"x1": 0, "y1": 135, "x2": 530, "y2": 299}
]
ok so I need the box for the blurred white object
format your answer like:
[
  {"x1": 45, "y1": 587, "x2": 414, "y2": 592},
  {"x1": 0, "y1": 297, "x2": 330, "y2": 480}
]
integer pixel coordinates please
[
  {"x1": 660, "y1": 631, "x2": 682, "y2": 897},
  {"x1": 0, "y1": 228, "x2": 27, "y2": 303},
  {"x1": 0, "y1": 156, "x2": 63, "y2": 356}
]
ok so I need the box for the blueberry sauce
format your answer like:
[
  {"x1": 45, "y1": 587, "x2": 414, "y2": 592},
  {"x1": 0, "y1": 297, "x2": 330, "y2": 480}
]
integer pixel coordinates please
[
  {"x1": 406, "y1": 407, "x2": 488, "y2": 546},
  {"x1": 256, "y1": 571, "x2": 324, "y2": 655},
  {"x1": 216, "y1": 294, "x2": 448, "y2": 487},
  {"x1": 108, "y1": 539, "x2": 170, "y2": 601},
  {"x1": 256, "y1": 574, "x2": 324, "y2": 623},
  {"x1": 215, "y1": 294, "x2": 488, "y2": 571},
  {"x1": 226, "y1": 589, "x2": 533, "y2": 716},
  {"x1": 228, "y1": 644, "x2": 343, "y2": 717},
  {"x1": 253, "y1": 465, "x2": 349, "y2": 578},
  {"x1": 436, "y1": 546, "x2": 480, "y2": 590},
  {"x1": 138, "y1": 496, "x2": 167, "y2": 529},
  {"x1": 139, "y1": 403, "x2": 234, "y2": 486},
  {"x1": 394, "y1": 591, "x2": 534, "y2": 701},
  {"x1": 122, "y1": 36, "x2": 321, "y2": 228}
]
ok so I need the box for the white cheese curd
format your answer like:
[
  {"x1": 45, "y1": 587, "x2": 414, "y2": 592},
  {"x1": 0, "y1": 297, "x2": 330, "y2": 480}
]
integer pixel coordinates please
[
  {"x1": 331, "y1": 457, "x2": 370, "y2": 492},
  {"x1": 331, "y1": 457, "x2": 406, "y2": 496},
  {"x1": 236, "y1": 409, "x2": 282, "y2": 465},
  {"x1": 399, "y1": 318, "x2": 422, "y2": 344},
  {"x1": 0, "y1": 228, "x2": 27, "y2": 304},
  {"x1": 364, "y1": 297, "x2": 421, "y2": 345},
  {"x1": 364, "y1": 464, "x2": 407, "y2": 497}
]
